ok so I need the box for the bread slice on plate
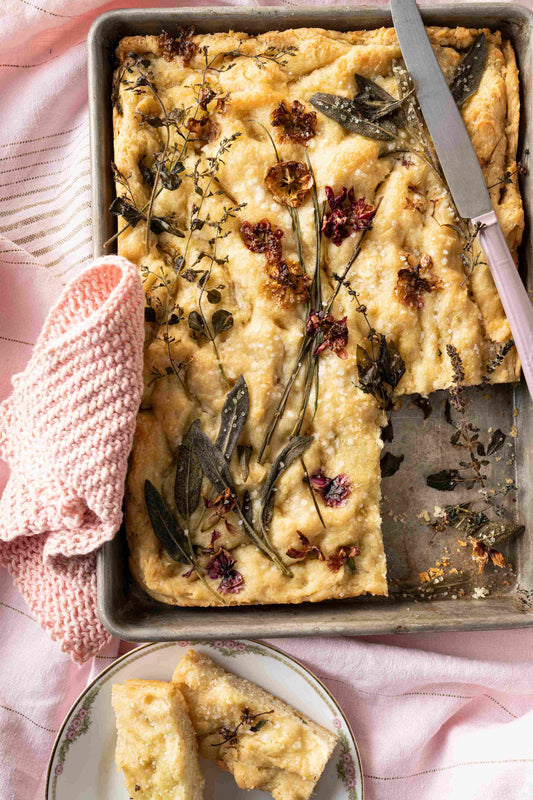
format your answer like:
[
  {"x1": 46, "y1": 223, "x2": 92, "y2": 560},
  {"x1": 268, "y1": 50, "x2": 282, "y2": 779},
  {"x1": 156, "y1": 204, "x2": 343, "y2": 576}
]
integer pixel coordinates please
[
  {"x1": 172, "y1": 649, "x2": 337, "y2": 800},
  {"x1": 111, "y1": 679, "x2": 204, "y2": 800}
]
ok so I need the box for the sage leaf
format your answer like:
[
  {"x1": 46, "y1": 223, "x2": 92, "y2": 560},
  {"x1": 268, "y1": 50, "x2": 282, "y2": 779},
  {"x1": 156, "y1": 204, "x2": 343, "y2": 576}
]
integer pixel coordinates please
[
  {"x1": 380, "y1": 452, "x2": 404, "y2": 478},
  {"x1": 261, "y1": 436, "x2": 314, "y2": 534},
  {"x1": 192, "y1": 424, "x2": 291, "y2": 575},
  {"x1": 426, "y1": 468, "x2": 461, "y2": 491},
  {"x1": 215, "y1": 376, "x2": 249, "y2": 460},
  {"x1": 192, "y1": 425, "x2": 236, "y2": 496},
  {"x1": 353, "y1": 74, "x2": 410, "y2": 121},
  {"x1": 470, "y1": 520, "x2": 524, "y2": 547},
  {"x1": 174, "y1": 421, "x2": 203, "y2": 520},
  {"x1": 450, "y1": 33, "x2": 487, "y2": 107},
  {"x1": 144, "y1": 479, "x2": 192, "y2": 564},
  {"x1": 238, "y1": 444, "x2": 253, "y2": 481},
  {"x1": 309, "y1": 92, "x2": 396, "y2": 141},
  {"x1": 354, "y1": 72, "x2": 397, "y2": 104}
]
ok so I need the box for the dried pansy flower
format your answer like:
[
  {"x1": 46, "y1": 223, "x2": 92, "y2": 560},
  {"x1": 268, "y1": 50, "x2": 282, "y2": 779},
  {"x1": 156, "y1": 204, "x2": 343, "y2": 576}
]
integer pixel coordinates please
[
  {"x1": 158, "y1": 28, "x2": 198, "y2": 64},
  {"x1": 264, "y1": 161, "x2": 313, "y2": 208},
  {"x1": 305, "y1": 310, "x2": 349, "y2": 359},
  {"x1": 471, "y1": 540, "x2": 506, "y2": 575},
  {"x1": 206, "y1": 545, "x2": 244, "y2": 594},
  {"x1": 185, "y1": 115, "x2": 220, "y2": 145},
  {"x1": 309, "y1": 468, "x2": 352, "y2": 507},
  {"x1": 405, "y1": 184, "x2": 427, "y2": 213},
  {"x1": 204, "y1": 488, "x2": 238, "y2": 534},
  {"x1": 395, "y1": 252, "x2": 441, "y2": 309},
  {"x1": 322, "y1": 187, "x2": 376, "y2": 246},
  {"x1": 240, "y1": 219, "x2": 284, "y2": 264},
  {"x1": 267, "y1": 259, "x2": 312, "y2": 308},
  {"x1": 328, "y1": 545, "x2": 361, "y2": 573},
  {"x1": 286, "y1": 531, "x2": 325, "y2": 561},
  {"x1": 271, "y1": 100, "x2": 317, "y2": 144},
  {"x1": 198, "y1": 85, "x2": 217, "y2": 110}
]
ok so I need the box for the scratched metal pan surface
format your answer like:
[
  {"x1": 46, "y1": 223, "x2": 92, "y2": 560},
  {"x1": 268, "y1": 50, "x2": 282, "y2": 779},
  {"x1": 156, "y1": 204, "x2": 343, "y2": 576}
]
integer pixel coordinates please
[{"x1": 88, "y1": 5, "x2": 533, "y2": 641}]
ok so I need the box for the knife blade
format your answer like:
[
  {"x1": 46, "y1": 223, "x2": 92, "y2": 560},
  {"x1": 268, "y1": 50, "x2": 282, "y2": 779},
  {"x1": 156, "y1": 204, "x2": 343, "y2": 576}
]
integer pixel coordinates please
[
  {"x1": 390, "y1": 0, "x2": 533, "y2": 399},
  {"x1": 390, "y1": 0, "x2": 491, "y2": 219}
]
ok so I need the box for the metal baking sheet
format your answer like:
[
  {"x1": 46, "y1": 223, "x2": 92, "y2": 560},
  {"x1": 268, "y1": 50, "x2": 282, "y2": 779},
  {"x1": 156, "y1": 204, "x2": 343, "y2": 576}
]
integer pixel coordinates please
[{"x1": 88, "y1": 4, "x2": 533, "y2": 641}]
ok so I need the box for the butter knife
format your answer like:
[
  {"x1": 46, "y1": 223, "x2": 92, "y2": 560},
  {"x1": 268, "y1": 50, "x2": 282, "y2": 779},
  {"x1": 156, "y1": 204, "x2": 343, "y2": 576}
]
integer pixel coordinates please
[{"x1": 390, "y1": 0, "x2": 533, "y2": 396}]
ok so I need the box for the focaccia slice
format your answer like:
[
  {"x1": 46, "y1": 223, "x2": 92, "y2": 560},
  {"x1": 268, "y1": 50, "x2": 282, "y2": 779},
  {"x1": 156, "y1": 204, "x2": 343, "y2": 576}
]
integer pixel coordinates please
[
  {"x1": 172, "y1": 649, "x2": 338, "y2": 800},
  {"x1": 111, "y1": 679, "x2": 204, "y2": 800}
]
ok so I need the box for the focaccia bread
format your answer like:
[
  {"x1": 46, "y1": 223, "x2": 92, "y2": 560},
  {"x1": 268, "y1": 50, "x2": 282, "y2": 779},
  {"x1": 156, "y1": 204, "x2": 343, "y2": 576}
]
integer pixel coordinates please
[
  {"x1": 111, "y1": 26, "x2": 524, "y2": 607},
  {"x1": 172, "y1": 649, "x2": 338, "y2": 800},
  {"x1": 111, "y1": 679, "x2": 204, "y2": 800}
]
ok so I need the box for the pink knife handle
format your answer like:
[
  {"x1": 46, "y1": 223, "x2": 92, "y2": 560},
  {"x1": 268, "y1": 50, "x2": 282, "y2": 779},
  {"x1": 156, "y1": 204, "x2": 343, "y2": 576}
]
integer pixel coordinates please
[{"x1": 472, "y1": 210, "x2": 533, "y2": 396}]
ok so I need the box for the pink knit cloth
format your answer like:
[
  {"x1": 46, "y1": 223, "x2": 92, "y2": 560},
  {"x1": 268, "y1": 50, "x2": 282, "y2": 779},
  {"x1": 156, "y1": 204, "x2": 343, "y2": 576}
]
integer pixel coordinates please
[{"x1": 0, "y1": 256, "x2": 144, "y2": 662}]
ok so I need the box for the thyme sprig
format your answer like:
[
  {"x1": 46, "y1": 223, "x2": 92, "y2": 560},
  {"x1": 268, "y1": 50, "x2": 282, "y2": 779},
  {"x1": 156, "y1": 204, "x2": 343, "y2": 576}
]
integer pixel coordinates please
[{"x1": 211, "y1": 708, "x2": 274, "y2": 747}]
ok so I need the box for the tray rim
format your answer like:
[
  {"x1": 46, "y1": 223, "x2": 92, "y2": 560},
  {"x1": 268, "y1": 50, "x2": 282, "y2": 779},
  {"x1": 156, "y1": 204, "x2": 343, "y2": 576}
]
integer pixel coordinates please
[{"x1": 89, "y1": 3, "x2": 533, "y2": 641}]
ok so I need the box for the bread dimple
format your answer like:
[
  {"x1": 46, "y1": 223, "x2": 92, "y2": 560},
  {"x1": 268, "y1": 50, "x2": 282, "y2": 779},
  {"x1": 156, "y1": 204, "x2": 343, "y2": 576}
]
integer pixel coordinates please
[
  {"x1": 172, "y1": 649, "x2": 338, "y2": 800},
  {"x1": 111, "y1": 679, "x2": 204, "y2": 800}
]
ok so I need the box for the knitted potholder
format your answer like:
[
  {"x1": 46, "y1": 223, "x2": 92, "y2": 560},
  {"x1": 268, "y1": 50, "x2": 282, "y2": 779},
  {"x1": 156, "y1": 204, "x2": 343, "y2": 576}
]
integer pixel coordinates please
[{"x1": 0, "y1": 257, "x2": 144, "y2": 662}]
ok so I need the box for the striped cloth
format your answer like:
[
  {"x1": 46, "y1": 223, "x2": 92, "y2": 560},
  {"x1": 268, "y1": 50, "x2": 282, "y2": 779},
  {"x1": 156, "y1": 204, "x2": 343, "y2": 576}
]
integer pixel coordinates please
[{"x1": 1, "y1": 2, "x2": 533, "y2": 800}]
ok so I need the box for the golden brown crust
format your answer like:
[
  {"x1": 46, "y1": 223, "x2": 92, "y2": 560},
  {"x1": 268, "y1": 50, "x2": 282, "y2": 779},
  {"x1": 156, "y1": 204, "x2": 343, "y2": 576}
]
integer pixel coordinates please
[
  {"x1": 113, "y1": 26, "x2": 523, "y2": 607},
  {"x1": 172, "y1": 649, "x2": 337, "y2": 800}
]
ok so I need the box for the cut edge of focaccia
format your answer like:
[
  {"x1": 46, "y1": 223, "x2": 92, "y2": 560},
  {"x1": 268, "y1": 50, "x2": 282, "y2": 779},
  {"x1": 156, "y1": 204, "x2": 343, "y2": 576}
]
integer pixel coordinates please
[
  {"x1": 172, "y1": 649, "x2": 338, "y2": 800},
  {"x1": 111, "y1": 679, "x2": 204, "y2": 800}
]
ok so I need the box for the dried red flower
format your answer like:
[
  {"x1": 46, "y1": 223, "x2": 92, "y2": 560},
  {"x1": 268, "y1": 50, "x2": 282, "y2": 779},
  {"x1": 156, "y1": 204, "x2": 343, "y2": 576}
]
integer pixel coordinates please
[
  {"x1": 271, "y1": 100, "x2": 317, "y2": 144},
  {"x1": 264, "y1": 161, "x2": 313, "y2": 208},
  {"x1": 185, "y1": 115, "x2": 220, "y2": 145},
  {"x1": 205, "y1": 488, "x2": 237, "y2": 515},
  {"x1": 268, "y1": 259, "x2": 312, "y2": 308},
  {"x1": 158, "y1": 28, "x2": 198, "y2": 65},
  {"x1": 328, "y1": 545, "x2": 361, "y2": 573},
  {"x1": 206, "y1": 544, "x2": 244, "y2": 594},
  {"x1": 309, "y1": 468, "x2": 352, "y2": 507},
  {"x1": 204, "y1": 488, "x2": 238, "y2": 533},
  {"x1": 286, "y1": 531, "x2": 325, "y2": 561},
  {"x1": 395, "y1": 253, "x2": 441, "y2": 309},
  {"x1": 240, "y1": 219, "x2": 284, "y2": 264},
  {"x1": 322, "y1": 187, "x2": 376, "y2": 246},
  {"x1": 198, "y1": 85, "x2": 217, "y2": 110},
  {"x1": 305, "y1": 310, "x2": 349, "y2": 359}
]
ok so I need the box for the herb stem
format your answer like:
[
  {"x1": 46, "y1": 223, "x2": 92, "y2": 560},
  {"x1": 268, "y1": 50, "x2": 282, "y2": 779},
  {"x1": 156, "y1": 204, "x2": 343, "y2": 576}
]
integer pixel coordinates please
[
  {"x1": 258, "y1": 338, "x2": 311, "y2": 463},
  {"x1": 300, "y1": 456, "x2": 326, "y2": 528},
  {"x1": 325, "y1": 229, "x2": 368, "y2": 314}
]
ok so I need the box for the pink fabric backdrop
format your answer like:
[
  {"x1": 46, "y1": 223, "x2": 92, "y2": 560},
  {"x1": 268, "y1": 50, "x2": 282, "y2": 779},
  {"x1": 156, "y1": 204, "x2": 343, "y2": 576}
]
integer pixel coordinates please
[{"x1": 0, "y1": 1, "x2": 532, "y2": 798}]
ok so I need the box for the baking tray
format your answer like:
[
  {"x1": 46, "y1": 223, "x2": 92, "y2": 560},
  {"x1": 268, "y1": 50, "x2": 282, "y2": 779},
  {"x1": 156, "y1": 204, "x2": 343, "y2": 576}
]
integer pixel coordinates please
[{"x1": 89, "y1": 4, "x2": 533, "y2": 641}]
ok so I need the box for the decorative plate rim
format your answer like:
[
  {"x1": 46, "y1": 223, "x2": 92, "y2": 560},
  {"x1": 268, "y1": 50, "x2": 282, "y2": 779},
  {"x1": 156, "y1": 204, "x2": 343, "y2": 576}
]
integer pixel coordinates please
[{"x1": 45, "y1": 638, "x2": 364, "y2": 800}]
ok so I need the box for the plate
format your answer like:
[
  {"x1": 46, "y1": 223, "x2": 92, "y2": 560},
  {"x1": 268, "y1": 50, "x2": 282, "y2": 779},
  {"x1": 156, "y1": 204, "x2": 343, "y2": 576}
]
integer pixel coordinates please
[{"x1": 46, "y1": 639, "x2": 363, "y2": 800}]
